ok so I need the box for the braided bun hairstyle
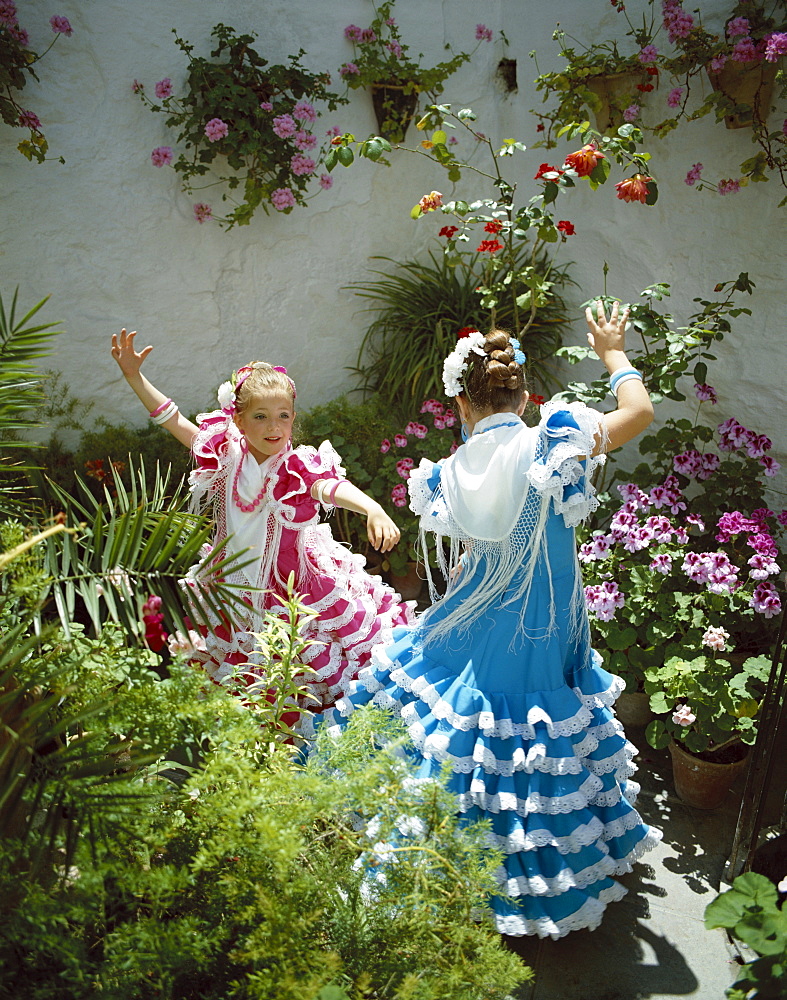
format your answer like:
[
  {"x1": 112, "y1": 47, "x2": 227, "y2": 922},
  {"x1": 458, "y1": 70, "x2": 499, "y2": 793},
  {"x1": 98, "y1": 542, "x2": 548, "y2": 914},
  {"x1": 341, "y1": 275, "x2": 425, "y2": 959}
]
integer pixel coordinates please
[{"x1": 462, "y1": 329, "x2": 526, "y2": 412}]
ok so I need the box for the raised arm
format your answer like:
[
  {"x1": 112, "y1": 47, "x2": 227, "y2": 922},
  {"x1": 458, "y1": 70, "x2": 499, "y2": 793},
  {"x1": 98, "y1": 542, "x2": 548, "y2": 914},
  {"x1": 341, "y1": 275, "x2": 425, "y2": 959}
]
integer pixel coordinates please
[
  {"x1": 585, "y1": 300, "x2": 654, "y2": 453},
  {"x1": 310, "y1": 479, "x2": 401, "y2": 553},
  {"x1": 110, "y1": 328, "x2": 200, "y2": 449}
]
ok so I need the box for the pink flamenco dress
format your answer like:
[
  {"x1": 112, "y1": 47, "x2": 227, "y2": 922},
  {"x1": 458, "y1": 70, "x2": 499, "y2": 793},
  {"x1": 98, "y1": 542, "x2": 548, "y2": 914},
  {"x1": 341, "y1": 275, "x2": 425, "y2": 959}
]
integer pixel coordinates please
[{"x1": 184, "y1": 404, "x2": 415, "y2": 719}]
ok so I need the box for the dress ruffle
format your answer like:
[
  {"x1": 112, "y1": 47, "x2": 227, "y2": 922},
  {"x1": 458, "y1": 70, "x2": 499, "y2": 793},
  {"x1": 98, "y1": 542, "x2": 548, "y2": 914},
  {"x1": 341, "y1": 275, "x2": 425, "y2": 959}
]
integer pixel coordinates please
[{"x1": 321, "y1": 629, "x2": 660, "y2": 939}]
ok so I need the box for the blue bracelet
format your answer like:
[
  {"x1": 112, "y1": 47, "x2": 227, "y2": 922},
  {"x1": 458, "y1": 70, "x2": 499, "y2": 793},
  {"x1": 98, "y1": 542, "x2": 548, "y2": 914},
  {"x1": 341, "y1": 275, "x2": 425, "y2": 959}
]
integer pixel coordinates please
[{"x1": 609, "y1": 367, "x2": 641, "y2": 392}]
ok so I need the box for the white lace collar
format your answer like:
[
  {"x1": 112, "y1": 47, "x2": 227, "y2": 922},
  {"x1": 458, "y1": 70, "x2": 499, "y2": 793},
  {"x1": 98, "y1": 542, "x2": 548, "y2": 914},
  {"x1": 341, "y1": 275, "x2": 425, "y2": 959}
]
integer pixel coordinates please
[{"x1": 440, "y1": 412, "x2": 537, "y2": 541}]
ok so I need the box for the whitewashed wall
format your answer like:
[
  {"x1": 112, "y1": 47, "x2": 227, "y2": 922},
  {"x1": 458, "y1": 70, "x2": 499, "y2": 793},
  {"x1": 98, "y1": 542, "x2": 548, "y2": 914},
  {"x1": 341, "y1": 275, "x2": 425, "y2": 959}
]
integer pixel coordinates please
[{"x1": 2, "y1": 0, "x2": 785, "y2": 486}]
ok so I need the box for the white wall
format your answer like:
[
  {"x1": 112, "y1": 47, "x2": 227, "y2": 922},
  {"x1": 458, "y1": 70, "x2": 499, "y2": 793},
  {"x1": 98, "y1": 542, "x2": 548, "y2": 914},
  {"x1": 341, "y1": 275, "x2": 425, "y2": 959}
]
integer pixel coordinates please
[{"x1": 2, "y1": 0, "x2": 785, "y2": 485}]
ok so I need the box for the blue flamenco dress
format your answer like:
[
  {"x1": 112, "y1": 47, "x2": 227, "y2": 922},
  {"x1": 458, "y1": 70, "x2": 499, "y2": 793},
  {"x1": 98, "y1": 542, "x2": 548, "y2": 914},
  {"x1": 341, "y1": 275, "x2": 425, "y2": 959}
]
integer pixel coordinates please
[{"x1": 319, "y1": 402, "x2": 661, "y2": 939}]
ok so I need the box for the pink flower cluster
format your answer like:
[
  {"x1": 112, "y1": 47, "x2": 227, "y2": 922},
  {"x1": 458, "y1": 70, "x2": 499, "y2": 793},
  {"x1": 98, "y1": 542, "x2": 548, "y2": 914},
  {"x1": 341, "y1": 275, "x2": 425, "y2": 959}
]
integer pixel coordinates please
[
  {"x1": 638, "y1": 44, "x2": 658, "y2": 64},
  {"x1": 702, "y1": 625, "x2": 729, "y2": 650},
  {"x1": 421, "y1": 398, "x2": 456, "y2": 430},
  {"x1": 718, "y1": 178, "x2": 741, "y2": 196},
  {"x1": 765, "y1": 33, "x2": 787, "y2": 62},
  {"x1": 271, "y1": 187, "x2": 296, "y2": 211},
  {"x1": 751, "y1": 580, "x2": 781, "y2": 617},
  {"x1": 391, "y1": 483, "x2": 408, "y2": 507},
  {"x1": 290, "y1": 153, "x2": 316, "y2": 176},
  {"x1": 293, "y1": 100, "x2": 317, "y2": 123},
  {"x1": 661, "y1": 0, "x2": 694, "y2": 43},
  {"x1": 339, "y1": 62, "x2": 360, "y2": 77},
  {"x1": 396, "y1": 457, "x2": 415, "y2": 478},
  {"x1": 623, "y1": 104, "x2": 640, "y2": 122},
  {"x1": 49, "y1": 14, "x2": 72, "y2": 35},
  {"x1": 667, "y1": 86, "x2": 684, "y2": 108},
  {"x1": 673, "y1": 449, "x2": 720, "y2": 480},
  {"x1": 672, "y1": 704, "x2": 696, "y2": 726},
  {"x1": 682, "y1": 550, "x2": 740, "y2": 594},
  {"x1": 685, "y1": 163, "x2": 703, "y2": 187},
  {"x1": 273, "y1": 114, "x2": 297, "y2": 138},
  {"x1": 151, "y1": 145, "x2": 173, "y2": 167},
  {"x1": 718, "y1": 418, "x2": 779, "y2": 474},
  {"x1": 193, "y1": 202, "x2": 212, "y2": 224},
  {"x1": 476, "y1": 24, "x2": 493, "y2": 42},
  {"x1": 1, "y1": 1, "x2": 30, "y2": 44},
  {"x1": 204, "y1": 117, "x2": 229, "y2": 142},
  {"x1": 731, "y1": 36, "x2": 760, "y2": 61},
  {"x1": 694, "y1": 382, "x2": 716, "y2": 402},
  {"x1": 155, "y1": 78, "x2": 173, "y2": 99},
  {"x1": 584, "y1": 581, "x2": 625, "y2": 621}
]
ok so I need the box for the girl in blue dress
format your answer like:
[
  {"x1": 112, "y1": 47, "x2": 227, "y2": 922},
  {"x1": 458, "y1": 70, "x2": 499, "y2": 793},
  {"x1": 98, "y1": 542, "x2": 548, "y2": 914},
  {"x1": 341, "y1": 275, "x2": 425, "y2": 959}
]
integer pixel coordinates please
[{"x1": 319, "y1": 301, "x2": 661, "y2": 939}]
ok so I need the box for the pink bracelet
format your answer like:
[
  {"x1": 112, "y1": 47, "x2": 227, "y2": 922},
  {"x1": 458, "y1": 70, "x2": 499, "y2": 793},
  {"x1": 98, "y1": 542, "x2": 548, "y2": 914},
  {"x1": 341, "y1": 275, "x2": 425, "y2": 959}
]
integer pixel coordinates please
[
  {"x1": 149, "y1": 398, "x2": 173, "y2": 418},
  {"x1": 327, "y1": 479, "x2": 347, "y2": 505}
]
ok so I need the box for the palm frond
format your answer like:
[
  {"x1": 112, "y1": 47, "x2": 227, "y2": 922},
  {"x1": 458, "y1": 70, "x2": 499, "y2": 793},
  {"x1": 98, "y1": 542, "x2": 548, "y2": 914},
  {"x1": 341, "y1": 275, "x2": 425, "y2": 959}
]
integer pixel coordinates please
[
  {"x1": 0, "y1": 289, "x2": 63, "y2": 454},
  {"x1": 38, "y1": 459, "x2": 255, "y2": 639}
]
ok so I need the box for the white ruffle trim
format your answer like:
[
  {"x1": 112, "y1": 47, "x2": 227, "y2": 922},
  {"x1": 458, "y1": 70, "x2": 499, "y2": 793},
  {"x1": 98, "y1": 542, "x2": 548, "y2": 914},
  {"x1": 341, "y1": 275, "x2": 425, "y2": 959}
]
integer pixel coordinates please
[
  {"x1": 455, "y1": 772, "x2": 604, "y2": 818},
  {"x1": 488, "y1": 815, "x2": 606, "y2": 856},
  {"x1": 493, "y1": 881, "x2": 627, "y2": 939},
  {"x1": 499, "y1": 851, "x2": 619, "y2": 896}
]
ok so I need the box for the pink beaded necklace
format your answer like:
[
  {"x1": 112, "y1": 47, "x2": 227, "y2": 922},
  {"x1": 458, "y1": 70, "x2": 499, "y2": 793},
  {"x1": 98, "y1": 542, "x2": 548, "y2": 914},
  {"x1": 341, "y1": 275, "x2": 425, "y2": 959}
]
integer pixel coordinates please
[{"x1": 231, "y1": 454, "x2": 268, "y2": 512}]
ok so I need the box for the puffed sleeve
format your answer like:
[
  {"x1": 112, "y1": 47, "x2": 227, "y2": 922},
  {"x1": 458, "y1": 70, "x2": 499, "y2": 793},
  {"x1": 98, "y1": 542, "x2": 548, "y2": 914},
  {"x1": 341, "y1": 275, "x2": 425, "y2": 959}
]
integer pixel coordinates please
[
  {"x1": 273, "y1": 442, "x2": 347, "y2": 514},
  {"x1": 407, "y1": 457, "x2": 444, "y2": 516},
  {"x1": 526, "y1": 400, "x2": 607, "y2": 528}
]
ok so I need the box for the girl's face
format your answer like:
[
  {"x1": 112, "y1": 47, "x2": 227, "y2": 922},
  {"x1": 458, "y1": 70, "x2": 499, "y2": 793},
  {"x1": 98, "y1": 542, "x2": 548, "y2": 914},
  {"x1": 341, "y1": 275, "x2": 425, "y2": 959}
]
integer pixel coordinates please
[{"x1": 234, "y1": 390, "x2": 295, "y2": 462}]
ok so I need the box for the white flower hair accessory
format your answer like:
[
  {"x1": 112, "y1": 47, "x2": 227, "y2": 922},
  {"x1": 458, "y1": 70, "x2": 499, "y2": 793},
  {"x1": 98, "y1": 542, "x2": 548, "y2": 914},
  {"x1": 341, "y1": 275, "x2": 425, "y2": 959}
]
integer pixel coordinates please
[
  {"x1": 442, "y1": 329, "x2": 486, "y2": 397},
  {"x1": 217, "y1": 380, "x2": 235, "y2": 411}
]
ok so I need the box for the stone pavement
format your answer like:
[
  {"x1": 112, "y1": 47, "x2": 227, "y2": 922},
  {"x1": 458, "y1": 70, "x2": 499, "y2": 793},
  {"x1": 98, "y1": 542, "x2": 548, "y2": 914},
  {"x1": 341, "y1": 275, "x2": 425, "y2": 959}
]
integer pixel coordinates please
[{"x1": 504, "y1": 726, "x2": 748, "y2": 1000}]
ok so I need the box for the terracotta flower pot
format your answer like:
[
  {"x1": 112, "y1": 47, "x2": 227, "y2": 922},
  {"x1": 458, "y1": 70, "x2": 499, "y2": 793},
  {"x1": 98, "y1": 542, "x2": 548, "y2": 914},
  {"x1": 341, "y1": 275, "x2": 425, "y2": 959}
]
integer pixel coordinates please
[
  {"x1": 615, "y1": 689, "x2": 653, "y2": 728},
  {"x1": 585, "y1": 69, "x2": 650, "y2": 132},
  {"x1": 705, "y1": 60, "x2": 779, "y2": 129},
  {"x1": 370, "y1": 83, "x2": 419, "y2": 142},
  {"x1": 387, "y1": 560, "x2": 424, "y2": 602},
  {"x1": 669, "y1": 740, "x2": 750, "y2": 810}
]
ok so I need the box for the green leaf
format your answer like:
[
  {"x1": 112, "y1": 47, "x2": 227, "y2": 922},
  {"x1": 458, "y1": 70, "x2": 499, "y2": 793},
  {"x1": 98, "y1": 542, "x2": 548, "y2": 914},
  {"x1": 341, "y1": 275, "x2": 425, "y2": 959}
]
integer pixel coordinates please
[
  {"x1": 605, "y1": 626, "x2": 638, "y2": 651},
  {"x1": 337, "y1": 146, "x2": 354, "y2": 167},
  {"x1": 432, "y1": 130, "x2": 447, "y2": 145},
  {"x1": 693, "y1": 361, "x2": 707, "y2": 384}
]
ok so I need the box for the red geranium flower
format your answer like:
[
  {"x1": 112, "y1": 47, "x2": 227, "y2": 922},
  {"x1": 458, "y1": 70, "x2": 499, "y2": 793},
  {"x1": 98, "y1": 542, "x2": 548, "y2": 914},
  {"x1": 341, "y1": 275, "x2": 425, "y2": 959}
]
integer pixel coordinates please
[
  {"x1": 457, "y1": 326, "x2": 478, "y2": 338},
  {"x1": 563, "y1": 144, "x2": 605, "y2": 178},
  {"x1": 476, "y1": 239, "x2": 503, "y2": 253},
  {"x1": 557, "y1": 220, "x2": 576, "y2": 236},
  {"x1": 439, "y1": 225, "x2": 459, "y2": 238},
  {"x1": 615, "y1": 173, "x2": 652, "y2": 204},
  {"x1": 534, "y1": 162, "x2": 562, "y2": 180},
  {"x1": 484, "y1": 220, "x2": 503, "y2": 234},
  {"x1": 529, "y1": 394, "x2": 546, "y2": 407},
  {"x1": 636, "y1": 82, "x2": 655, "y2": 92}
]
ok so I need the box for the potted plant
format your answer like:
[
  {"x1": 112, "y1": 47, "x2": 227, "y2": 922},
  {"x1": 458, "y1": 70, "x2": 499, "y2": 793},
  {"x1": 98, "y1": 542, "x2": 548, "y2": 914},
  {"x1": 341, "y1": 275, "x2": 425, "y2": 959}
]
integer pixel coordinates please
[
  {"x1": 134, "y1": 23, "x2": 346, "y2": 227},
  {"x1": 338, "y1": 0, "x2": 486, "y2": 141},
  {"x1": 531, "y1": 0, "x2": 787, "y2": 196},
  {"x1": 644, "y1": 646, "x2": 771, "y2": 808},
  {"x1": 532, "y1": 30, "x2": 659, "y2": 141},
  {"x1": 0, "y1": 3, "x2": 72, "y2": 163}
]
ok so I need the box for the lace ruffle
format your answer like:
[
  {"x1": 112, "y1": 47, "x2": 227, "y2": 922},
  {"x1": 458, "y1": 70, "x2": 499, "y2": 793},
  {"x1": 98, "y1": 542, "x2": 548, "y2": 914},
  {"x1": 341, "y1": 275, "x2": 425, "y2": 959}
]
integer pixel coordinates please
[{"x1": 491, "y1": 881, "x2": 628, "y2": 939}]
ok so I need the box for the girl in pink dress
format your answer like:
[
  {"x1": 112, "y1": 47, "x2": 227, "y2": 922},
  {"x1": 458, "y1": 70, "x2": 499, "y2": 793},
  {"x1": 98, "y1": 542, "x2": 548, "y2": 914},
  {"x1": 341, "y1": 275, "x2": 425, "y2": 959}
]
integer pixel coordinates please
[{"x1": 111, "y1": 329, "x2": 414, "y2": 714}]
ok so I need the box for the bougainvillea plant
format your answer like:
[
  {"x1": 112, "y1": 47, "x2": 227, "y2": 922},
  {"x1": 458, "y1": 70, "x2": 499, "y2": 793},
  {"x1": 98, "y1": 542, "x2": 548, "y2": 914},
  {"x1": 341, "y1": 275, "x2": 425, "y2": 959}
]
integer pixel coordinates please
[
  {"x1": 135, "y1": 23, "x2": 347, "y2": 227},
  {"x1": 0, "y1": 2, "x2": 72, "y2": 163}
]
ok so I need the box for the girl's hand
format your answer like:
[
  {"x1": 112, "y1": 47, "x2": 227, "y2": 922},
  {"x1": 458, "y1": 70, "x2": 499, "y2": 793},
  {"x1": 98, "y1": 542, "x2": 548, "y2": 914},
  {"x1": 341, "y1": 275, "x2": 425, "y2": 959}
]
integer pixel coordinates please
[
  {"x1": 367, "y1": 508, "x2": 401, "y2": 553},
  {"x1": 585, "y1": 300, "x2": 630, "y2": 367},
  {"x1": 111, "y1": 328, "x2": 153, "y2": 380}
]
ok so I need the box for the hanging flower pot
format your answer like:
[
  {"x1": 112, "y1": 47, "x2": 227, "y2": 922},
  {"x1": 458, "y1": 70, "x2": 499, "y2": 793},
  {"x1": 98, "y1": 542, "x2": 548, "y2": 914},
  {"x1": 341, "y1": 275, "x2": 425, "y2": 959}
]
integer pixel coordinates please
[
  {"x1": 584, "y1": 69, "x2": 651, "y2": 132},
  {"x1": 370, "y1": 83, "x2": 419, "y2": 142},
  {"x1": 705, "y1": 59, "x2": 779, "y2": 129},
  {"x1": 669, "y1": 740, "x2": 750, "y2": 810}
]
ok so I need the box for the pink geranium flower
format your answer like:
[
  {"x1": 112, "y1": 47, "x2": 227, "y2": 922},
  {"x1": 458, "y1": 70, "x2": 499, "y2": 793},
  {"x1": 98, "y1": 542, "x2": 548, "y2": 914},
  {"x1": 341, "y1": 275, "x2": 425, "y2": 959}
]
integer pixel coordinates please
[
  {"x1": 155, "y1": 78, "x2": 173, "y2": 99},
  {"x1": 271, "y1": 187, "x2": 296, "y2": 211},
  {"x1": 204, "y1": 117, "x2": 229, "y2": 142},
  {"x1": 49, "y1": 14, "x2": 72, "y2": 35},
  {"x1": 151, "y1": 146, "x2": 173, "y2": 167},
  {"x1": 193, "y1": 203, "x2": 213, "y2": 224}
]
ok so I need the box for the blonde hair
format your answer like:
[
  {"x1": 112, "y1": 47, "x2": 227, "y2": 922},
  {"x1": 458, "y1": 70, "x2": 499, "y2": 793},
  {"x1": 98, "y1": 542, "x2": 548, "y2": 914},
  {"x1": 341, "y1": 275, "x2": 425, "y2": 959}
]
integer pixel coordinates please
[{"x1": 234, "y1": 362, "x2": 295, "y2": 416}]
